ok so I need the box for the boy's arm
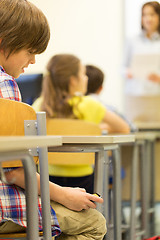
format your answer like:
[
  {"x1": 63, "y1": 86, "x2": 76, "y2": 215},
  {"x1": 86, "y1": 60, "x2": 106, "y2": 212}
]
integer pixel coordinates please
[{"x1": 5, "y1": 168, "x2": 103, "y2": 211}]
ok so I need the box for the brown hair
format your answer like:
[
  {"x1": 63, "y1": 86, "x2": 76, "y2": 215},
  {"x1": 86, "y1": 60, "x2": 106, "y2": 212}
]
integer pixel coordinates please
[
  {"x1": 41, "y1": 54, "x2": 81, "y2": 118},
  {"x1": 141, "y1": 1, "x2": 160, "y2": 33},
  {"x1": 86, "y1": 65, "x2": 104, "y2": 95},
  {"x1": 0, "y1": 0, "x2": 50, "y2": 56}
]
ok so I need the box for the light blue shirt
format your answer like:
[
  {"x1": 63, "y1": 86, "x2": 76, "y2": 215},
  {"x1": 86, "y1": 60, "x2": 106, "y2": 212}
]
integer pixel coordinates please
[{"x1": 123, "y1": 31, "x2": 160, "y2": 95}]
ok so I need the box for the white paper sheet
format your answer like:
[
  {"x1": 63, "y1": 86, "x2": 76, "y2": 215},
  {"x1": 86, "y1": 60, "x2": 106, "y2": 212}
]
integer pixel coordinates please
[{"x1": 130, "y1": 54, "x2": 160, "y2": 80}]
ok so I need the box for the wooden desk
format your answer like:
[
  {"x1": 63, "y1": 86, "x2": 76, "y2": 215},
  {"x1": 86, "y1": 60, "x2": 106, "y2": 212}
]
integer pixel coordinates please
[
  {"x1": 61, "y1": 135, "x2": 135, "y2": 144},
  {"x1": 135, "y1": 121, "x2": 160, "y2": 132},
  {"x1": 0, "y1": 135, "x2": 62, "y2": 240},
  {"x1": 133, "y1": 122, "x2": 160, "y2": 201},
  {"x1": 122, "y1": 131, "x2": 159, "y2": 203},
  {"x1": 0, "y1": 135, "x2": 62, "y2": 151},
  {"x1": 49, "y1": 134, "x2": 135, "y2": 240},
  {"x1": 121, "y1": 131, "x2": 159, "y2": 239}
]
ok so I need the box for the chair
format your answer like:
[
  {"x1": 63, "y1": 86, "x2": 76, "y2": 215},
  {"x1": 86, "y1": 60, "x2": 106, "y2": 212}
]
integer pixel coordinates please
[
  {"x1": 0, "y1": 98, "x2": 37, "y2": 167},
  {"x1": 46, "y1": 118, "x2": 102, "y2": 166},
  {"x1": 0, "y1": 98, "x2": 56, "y2": 240},
  {"x1": 46, "y1": 118, "x2": 106, "y2": 215},
  {"x1": 46, "y1": 118, "x2": 103, "y2": 212},
  {"x1": 16, "y1": 73, "x2": 43, "y2": 105}
]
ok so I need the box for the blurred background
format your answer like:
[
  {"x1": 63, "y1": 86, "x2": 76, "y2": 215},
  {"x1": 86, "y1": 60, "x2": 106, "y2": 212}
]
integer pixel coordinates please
[
  {"x1": 23, "y1": 0, "x2": 150, "y2": 112},
  {"x1": 20, "y1": 0, "x2": 156, "y2": 112},
  {"x1": 18, "y1": 0, "x2": 160, "y2": 235}
]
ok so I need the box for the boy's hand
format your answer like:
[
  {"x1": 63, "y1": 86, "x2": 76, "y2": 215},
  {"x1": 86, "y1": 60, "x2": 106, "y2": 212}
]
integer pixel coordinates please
[{"x1": 59, "y1": 187, "x2": 103, "y2": 212}]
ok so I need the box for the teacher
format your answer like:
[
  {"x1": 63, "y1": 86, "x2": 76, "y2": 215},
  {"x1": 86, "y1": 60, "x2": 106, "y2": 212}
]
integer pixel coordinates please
[{"x1": 123, "y1": 1, "x2": 160, "y2": 96}]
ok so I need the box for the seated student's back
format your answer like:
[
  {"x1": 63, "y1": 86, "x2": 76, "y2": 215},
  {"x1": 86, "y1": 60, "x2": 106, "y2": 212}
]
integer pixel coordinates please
[{"x1": 32, "y1": 54, "x2": 130, "y2": 194}]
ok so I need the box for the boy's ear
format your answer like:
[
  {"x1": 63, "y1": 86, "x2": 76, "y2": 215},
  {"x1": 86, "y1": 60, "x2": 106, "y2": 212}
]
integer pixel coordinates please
[{"x1": 96, "y1": 85, "x2": 103, "y2": 94}]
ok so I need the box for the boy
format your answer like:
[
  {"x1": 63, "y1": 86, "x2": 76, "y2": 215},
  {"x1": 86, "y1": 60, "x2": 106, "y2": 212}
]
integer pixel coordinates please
[
  {"x1": 86, "y1": 64, "x2": 137, "y2": 132},
  {"x1": 0, "y1": 0, "x2": 107, "y2": 239}
]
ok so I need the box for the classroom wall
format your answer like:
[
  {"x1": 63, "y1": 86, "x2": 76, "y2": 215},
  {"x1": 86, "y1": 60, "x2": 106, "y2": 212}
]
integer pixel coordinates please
[
  {"x1": 26, "y1": 0, "x2": 153, "y2": 111},
  {"x1": 27, "y1": 0, "x2": 125, "y2": 111}
]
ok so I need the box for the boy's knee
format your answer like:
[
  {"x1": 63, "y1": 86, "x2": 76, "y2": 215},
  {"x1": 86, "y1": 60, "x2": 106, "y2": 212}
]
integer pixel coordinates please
[
  {"x1": 85, "y1": 208, "x2": 107, "y2": 238},
  {"x1": 99, "y1": 214, "x2": 107, "y2": 237},
  {"x1": 51, "y1": 202, "x2": 107, "y2": 239},
  {"x1": 95, "y1": 210, "x2": 107, "y2": 237}
]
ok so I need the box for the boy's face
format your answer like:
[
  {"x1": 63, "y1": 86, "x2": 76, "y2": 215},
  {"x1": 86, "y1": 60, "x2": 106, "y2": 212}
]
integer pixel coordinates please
[{"x1": 1, "y1": 49, "x2": 36, "y2": 78}]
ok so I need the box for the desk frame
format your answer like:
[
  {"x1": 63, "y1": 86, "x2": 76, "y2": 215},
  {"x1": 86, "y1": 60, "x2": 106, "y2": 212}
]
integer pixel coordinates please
[
  {"x1": 0, "y1": 150, "x2": 38, "y2": 240},
  {"x1": 0, "y1": 112, "x2": 62, "y2": 240},
  {"x1": 49, "y1": 135, "x2": 135, "y2": 240},
  {"x1": 121, "y1": 132, "x2": 157, "y2": 240}
]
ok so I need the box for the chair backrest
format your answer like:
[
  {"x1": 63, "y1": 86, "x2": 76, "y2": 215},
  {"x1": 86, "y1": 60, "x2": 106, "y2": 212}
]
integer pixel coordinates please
[
  {"x1": 46, "y1": 118, "x2": 102, "y2": 165},
  {"x1": 16, "y1": 73, "x2": 43, "y2": 105},
  {"x1": 47, "y1": 118, "x2": 102, "y2": 135},
  {"x1": 0, "y1": 98, "x2": 53, "y2": 239},
  {"x1": 0, "y1": 98, "x2": 38, "y2": 167}
]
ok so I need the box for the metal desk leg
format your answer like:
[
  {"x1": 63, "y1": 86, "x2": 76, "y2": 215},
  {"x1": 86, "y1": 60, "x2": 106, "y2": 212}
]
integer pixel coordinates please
[
  {"x1": 94, "y1": 148, "x2": 105, "y2": 214},
  {"x1": 145, "y1": 140, "x2": 151, "y2": 237},
  {"x1": 103, "y1": 152, "x2": 109, "y2": 219},
  {"x1": 112, "y1": 147, "x2": 122, "y2": 240},
  {"x1": 149, "y1": 140, "x2": 155, "y2": 237},
  {"x1": 129, "y1": 143, "x2": 139, "y2": 240},
  {"x1": 22, "y1": 153, "x2": 39, "y2": 240},
  {"x1": 140, "y1": 142, "x2": 148, "y2": 238},
  {"x1": 37, "y1": 113, "x2": 52, "y2": 240},
  {"x1": 103, "y1": 153, "x2": 110, "y2": 240},
  {"x1": 146, "y1": 140, "x2": 155, "y2": 237},
  {"x1": 0, "y1": 151, "x2": 39, "y2": 240}
]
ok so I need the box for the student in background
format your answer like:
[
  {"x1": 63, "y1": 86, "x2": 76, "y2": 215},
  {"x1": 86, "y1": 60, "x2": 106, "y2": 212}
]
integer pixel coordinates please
[
  {"x1": 86, "y1": 64, "x2": 136, "y2": 188},
  {"x1": 0, "y1": 1, "x2": 106, "y2": 239},
  {"x1": 122, "y1": 1, "x2": 160, "y2": 96},
  {"x1": 32, "y1": 53, "x2": 130, "y2": 194},
  {"x1": 86, "y1": 64, "x2": 137, "y2": 132}
]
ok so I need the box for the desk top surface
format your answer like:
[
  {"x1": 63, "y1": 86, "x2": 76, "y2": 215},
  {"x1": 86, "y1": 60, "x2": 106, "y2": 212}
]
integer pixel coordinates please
[
  {"x1": 135, "y1": 121, "x2": 160, "y2": 130},
  {"x1": 135, "y1": 131, "x2": 160, "y2": 140},
  {"x1": 0, "y1": 134, "x2": 136, "y2": 152},
  {"x1": 0, "y1": 136, "x2": 62, "y2": 152},
  {"x1": 61, "y1": 134, "x2": 135, "y2": 144}
]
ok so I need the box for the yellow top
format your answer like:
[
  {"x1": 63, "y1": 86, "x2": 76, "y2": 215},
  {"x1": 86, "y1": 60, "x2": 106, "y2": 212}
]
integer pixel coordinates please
[
  {"x1": 32, "y1": 96, "x2": 106, "y2": 177},
  {"x1": 68, "y1": 95, "x2": 106, "y2": 124}
]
